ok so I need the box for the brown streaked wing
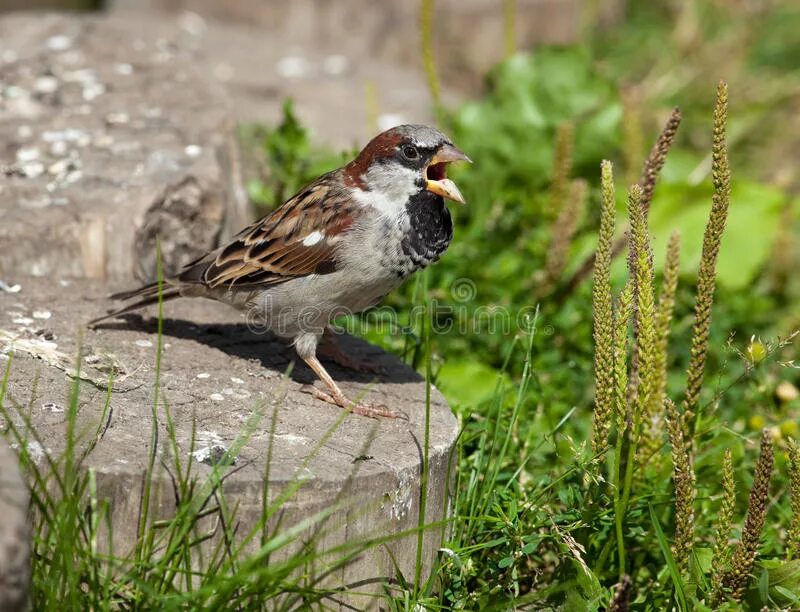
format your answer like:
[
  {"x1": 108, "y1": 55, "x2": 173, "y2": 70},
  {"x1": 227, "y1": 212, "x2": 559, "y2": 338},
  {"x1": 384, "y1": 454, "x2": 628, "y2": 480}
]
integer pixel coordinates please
[{"x1": 195, "y1": 172, "x2": 355, "y2": 289}]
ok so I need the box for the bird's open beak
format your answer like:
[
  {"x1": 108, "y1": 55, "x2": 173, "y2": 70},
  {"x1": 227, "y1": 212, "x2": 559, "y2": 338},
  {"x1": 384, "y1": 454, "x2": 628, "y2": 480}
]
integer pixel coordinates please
[{"x1": 425, "y1": 144, "x2": 471, "y2": 204}]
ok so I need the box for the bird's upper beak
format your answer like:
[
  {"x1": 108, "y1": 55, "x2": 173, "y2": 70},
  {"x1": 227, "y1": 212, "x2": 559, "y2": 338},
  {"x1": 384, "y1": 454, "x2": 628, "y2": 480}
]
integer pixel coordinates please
[{"x1": 425, "y1": 144, "x2": 471, "y2": 204}]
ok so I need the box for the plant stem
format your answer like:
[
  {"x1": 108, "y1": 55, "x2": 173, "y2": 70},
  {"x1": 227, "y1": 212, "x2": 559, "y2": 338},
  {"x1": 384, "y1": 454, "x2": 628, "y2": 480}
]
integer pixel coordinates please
[{"x1": 613, "y1": 429, "x2": 627, "y2": 578}]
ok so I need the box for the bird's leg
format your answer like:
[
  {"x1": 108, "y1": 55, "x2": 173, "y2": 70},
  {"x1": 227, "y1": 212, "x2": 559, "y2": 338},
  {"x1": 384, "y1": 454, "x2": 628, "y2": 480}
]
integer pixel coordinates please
[
  {"x1": 317, "y1": 327, "x2": 384, "y2": 374},
  {"x1": 302, "y1": 354, "x2": 403, "y2": 419}
]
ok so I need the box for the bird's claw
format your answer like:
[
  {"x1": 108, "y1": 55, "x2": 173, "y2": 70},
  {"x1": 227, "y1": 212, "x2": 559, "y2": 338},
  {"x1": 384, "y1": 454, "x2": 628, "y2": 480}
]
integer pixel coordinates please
[{"x1": 301, "y1": 385, "x2": 406, "y2": 420}]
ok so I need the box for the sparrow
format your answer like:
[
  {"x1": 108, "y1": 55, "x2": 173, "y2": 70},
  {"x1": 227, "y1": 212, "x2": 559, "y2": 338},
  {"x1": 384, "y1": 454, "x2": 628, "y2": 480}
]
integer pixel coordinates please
[{"x1": 90, "y1": 124, "x2": 470, "y2": 418}]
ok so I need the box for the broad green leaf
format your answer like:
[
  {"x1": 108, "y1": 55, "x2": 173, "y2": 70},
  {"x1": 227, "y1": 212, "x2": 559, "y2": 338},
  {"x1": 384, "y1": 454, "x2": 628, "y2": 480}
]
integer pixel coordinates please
[
  {"x1": 648, "y1": 179, "x2": 786, "y2": 289},
  {"x1": 436, "y1": 359, "x2": 510, "y2": 406}
]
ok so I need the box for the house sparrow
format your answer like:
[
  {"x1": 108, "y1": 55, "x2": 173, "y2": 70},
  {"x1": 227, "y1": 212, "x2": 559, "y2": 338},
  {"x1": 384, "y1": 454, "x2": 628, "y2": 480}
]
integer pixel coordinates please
[{"x1": 90, "y1": 124, "x2": 470, "y2": 418}]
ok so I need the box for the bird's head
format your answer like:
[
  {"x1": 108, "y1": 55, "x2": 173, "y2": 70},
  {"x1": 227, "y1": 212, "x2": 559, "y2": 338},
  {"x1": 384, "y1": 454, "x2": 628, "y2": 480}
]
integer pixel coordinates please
[{"x1": 345, "y1": 124, "x2": 470, "y2": 213}]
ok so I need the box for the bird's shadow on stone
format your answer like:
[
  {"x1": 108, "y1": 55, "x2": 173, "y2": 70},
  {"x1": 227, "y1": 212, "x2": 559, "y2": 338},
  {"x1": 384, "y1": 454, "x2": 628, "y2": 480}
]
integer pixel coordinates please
[{"x1": 95, "y1": 314, "x2": 422, "y2": 385}]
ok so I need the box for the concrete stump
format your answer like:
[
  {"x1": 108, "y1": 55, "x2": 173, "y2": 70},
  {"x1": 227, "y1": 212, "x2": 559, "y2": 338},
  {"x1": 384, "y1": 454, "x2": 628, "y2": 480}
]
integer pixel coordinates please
[
  {"x1": 0, "y1": 13, "x2": 249, "y2": 283},
  {"x1": 0, "y1": 277, "x2": 458, "y2": 606},
  {"x1": 0, "y1": 435, "x2": 30, "y2": 612},
  {"x1": 0, "y1": 12, "x2": 459, "y2": 606}
]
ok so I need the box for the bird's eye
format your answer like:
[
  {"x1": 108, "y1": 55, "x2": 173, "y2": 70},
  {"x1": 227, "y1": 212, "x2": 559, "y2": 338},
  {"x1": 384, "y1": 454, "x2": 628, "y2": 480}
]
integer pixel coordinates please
[{"x1": 401, "y1": 145, "x2": 419, "y2": 160}]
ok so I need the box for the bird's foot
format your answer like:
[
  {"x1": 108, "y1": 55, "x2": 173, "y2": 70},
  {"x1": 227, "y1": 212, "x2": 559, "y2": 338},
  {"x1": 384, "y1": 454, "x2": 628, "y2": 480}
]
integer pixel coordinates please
[
  {"x1": 302, "y1": 385, "x2": 407, "y2": 420},
  {"x1": 318, "y1": 332, "x2": 384, "y2": 374}
]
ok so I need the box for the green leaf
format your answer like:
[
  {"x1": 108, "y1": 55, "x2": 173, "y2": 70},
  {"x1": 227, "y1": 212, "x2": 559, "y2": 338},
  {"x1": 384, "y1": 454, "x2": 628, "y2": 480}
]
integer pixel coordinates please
[
  {"x1": 648, "y1": 178, "x2": 786, "y2": 289},
  {"x1": 521, "y1": 541, "x2": 538, "y2": 554},
  {"x1": 649, "y1": 504, "x2": 688, "y2": 611},
  {"x1": 753, "y1": 559, "x2": 800, "y2": 606},
  {"x1": 451, "y1": 47, "x2": 622, "y2": 214},
  {"x1": 758, "y1": 566, "x2": 770, "y2": 603},
  {"x1": 774, "y1": 585, "x2": 800, "y2": 604},
  {"x1": 435, "y1": 359, "x2": 510, "y2": 406}
]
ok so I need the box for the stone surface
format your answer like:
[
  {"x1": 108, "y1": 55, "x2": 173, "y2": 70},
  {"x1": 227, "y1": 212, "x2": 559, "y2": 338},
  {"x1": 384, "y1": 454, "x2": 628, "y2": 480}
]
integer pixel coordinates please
[
  {"x1": 0, "y1": 275, "x2": 458, "y2": 605},
  {"x1": 110, "y1": 0, "x2": 624, "y2": 94},
  {"x1": 108, "y1": 8, "x2": 447, "y2": 149},
  {"x1": 0, "y1": 13, "x2": 250, "y2": 283},
  {"x1": 0, "y1": 11, "x2": 459, "y2": 604},
  {"x1": 0, "y1": 435, "x2": 30, "y2": 612}
]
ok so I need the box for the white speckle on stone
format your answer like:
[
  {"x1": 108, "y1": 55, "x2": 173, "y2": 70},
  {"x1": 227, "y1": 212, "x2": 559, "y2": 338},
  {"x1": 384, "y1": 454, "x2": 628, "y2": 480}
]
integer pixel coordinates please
[
  {"x1": 0, "y1": 280, "x2": 21, "y2": 293},
  {"x1": 46, "y1": 35, "x2": 72, "y2": 51},
  {"x1": 32, "y1": 310, "x2": 51, "y2": 320},
  {"x1": 384, "y1": 476, "x2": 413, "y2": 520},
  {"x1": 274, "y1": 433, "x2": 310, "y2": 445},
  {"x1": 13, "y1": 317, "x2": 34, "y2": 326},
  {"x1": 178, "y1": 11, "x2": 207, "y2": 37},
  {"x1": 49, "y1": 140, "x2": 68, "y2": 156},
  {"x1": 16, "y1": 147, "x2": 40, "y2": 162},
  {"x1": 209, "y1": 393, "x2": 224, "y2": 401},
  {"x1": 114, "y1": 63, "x2": 133, "y2": 75},
  {"x1": 192, "y1": 431, "x2": 234, "y2": 465},
  {"x1": 134, "y1": 339, "x2": 153, "y2": 348},
  {"x1": 42, "y1": 128, "x2": 89, "y2": 145},
  {"x1": 82, "y1": 82, "x2": 106, "y2": 101},
  {"x1": 184, "y1": 144, "x2": 202, "y2": 158},
  {"x1": 27, "y1": 441, "x2": 46, "y2": 462},
  {"x1": 64, "y1": 170, "x2": 83, "y2": 184},
  {"x1": 41, "y1": 402, "x2": 64, "y2": 413},
  {"x1": 377, "y1": 113, "x2": 406, "y2": 132},
  {"x1": 230, "y1": 377, "x2": 244, "y2": 384},
  {"x1": 116, "y1": 458, "x2": 129, "y2": 465},
  {"x1": 61, "y1": 68, "x2": 95, "y2": 84},
  {"x1": 59, "y1": 50, "x2": 84, "y2": 66},
  {"x1": 196, "y1": 372, "x2": 210, "y2": 379},
  {"x1": 302, "y1": 230, "x2": 323, "y2": 246},
  {"x1": 20, "y1": 161, "x2": 45, "y2": 179},
  {"x1": 276, "y1": 55, "x2": 310, "y2": 79},
  {"x1": 222, "y1": 386, "x2": 250, "y2": 399},
  {"x1": 16, "y1": 125, "x2": 33, "y2": 140},
  {"x1": 106, "y1": 111, "x2": 129, "y2": 125},
  {"x1": 34, "y1": 76, "x2": 59, "y2": 94},
  {"x1": 48, "y1": 159, "x2": 69, "y2": 175},
  {"x1": 92, "y1": 134, "x2": 113, "y2": 149},
  {"x1": 322, "y1": 54, "x2": 349, "y2": 76},
  {"x1": 191, "y1": 443, "x2": 234, "y2": 466},
  {"x1": 59, "y1": 280, "x2": 70, "y2": 287}
]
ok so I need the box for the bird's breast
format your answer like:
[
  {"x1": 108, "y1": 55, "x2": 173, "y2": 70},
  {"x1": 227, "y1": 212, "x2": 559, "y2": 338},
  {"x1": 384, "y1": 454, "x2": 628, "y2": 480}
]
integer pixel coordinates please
[{"x1": 397, "y1": 191, "x2": 454, "y2": 274}]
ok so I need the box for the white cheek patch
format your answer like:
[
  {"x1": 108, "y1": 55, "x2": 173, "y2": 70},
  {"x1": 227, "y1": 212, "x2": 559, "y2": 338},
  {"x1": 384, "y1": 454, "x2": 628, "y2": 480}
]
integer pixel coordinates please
[
  {"x1": 302, "y1": 230, "x2": 324, "y2": 246},
  {"x1": 357, "y1": 164, "x2": 419, "y2": 217}
]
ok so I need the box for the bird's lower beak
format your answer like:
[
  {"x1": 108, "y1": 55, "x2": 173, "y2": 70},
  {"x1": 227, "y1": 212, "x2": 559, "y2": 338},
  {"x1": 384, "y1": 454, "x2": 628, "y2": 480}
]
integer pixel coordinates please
[{"x1": 425, "y1": 144, "x2": 471, "y2": 204}]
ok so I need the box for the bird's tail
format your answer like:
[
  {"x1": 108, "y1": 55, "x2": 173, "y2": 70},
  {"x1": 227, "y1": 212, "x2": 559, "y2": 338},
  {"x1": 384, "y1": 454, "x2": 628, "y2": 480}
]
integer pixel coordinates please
[{"x1": 88, "y1": 281, "x2": 182, "y2": 327}]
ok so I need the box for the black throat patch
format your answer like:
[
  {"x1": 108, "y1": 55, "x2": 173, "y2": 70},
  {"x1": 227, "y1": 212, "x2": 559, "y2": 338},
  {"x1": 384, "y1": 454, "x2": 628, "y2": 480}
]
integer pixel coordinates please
[{"x1": 400, "y1": 189, "x2": 454, "y2": 271}]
